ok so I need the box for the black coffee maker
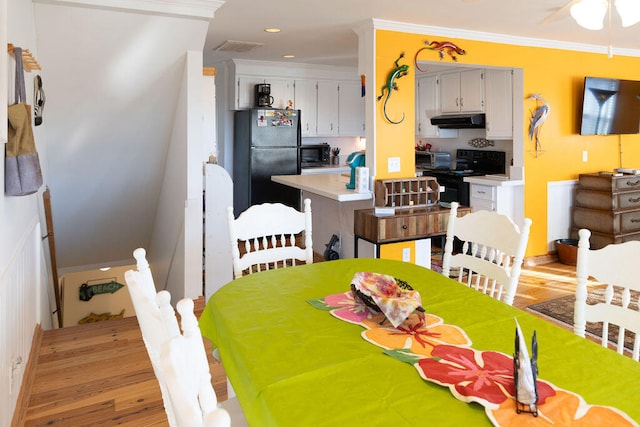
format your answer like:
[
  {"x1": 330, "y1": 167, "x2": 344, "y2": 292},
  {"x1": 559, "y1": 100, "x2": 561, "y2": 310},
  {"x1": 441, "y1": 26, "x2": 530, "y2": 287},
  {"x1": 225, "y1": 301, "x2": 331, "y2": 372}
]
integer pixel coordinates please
[{"x1": 255, "y1": 84, "x2": 274, "y2": 107}]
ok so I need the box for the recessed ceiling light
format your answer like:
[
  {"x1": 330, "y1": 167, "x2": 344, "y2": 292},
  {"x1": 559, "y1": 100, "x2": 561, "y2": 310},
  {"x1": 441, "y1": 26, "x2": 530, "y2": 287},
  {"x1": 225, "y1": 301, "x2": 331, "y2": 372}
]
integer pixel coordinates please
[
  {"x1": 99, "y1": 267, "x2": 111, "y2": 271},
  {"x1": 264, "y1": 28, "x2": 281, "y2": 33},
  {"x1": 283, "y1": 54, "x2": 295, "y2": 59}
]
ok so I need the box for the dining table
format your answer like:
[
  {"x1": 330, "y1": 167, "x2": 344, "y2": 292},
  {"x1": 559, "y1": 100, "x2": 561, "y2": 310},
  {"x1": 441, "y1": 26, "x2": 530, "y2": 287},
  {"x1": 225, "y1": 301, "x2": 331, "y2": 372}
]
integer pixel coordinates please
[{"x1": 199, "y1": 258, "x2": 640, "y2": 426}]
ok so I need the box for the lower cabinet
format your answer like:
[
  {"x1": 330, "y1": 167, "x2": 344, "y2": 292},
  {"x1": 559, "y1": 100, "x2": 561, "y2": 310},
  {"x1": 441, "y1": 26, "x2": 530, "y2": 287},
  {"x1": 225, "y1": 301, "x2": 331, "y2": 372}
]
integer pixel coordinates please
[{"x1": 468, "y1": 182, "x2": 519, "y2": 223}]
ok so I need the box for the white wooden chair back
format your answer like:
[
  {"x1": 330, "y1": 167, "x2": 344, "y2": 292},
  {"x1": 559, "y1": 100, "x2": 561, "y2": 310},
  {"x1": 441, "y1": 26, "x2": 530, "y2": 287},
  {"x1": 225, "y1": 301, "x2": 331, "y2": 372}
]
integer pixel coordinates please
[
  {"x1": 124, "y1": 248, "x2": 180, "y2": 426},
  {"x1": 575, "y1": 228, "x2": 640, "y2": 361},
  {"x1": 227, "y1": 198, "x2": 313, "y2": 278},
  {"x1": 441, "y1": 202, "x2": 532, "y2": 305},
  {"x1": 125, "y1": 248, "x2": 240, "y2": 426},
  {"x1": 160, "y1": 297, "x2": 231, "y2": 427}
]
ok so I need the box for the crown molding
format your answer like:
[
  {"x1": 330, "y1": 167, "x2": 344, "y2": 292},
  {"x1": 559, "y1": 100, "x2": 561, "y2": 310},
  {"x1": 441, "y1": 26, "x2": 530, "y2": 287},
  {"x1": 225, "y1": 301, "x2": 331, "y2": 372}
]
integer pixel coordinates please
[
  {"x1": 371, "y1": 18, "x2": 640, "y2": 58},
  {"x1": 33, "y1": 0, "x2": 224, "y2": 19}
]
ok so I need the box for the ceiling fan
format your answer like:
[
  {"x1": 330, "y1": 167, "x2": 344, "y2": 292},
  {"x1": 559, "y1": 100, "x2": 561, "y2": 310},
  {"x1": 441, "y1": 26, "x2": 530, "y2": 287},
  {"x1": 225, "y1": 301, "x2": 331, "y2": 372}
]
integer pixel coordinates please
[{"x1": 540, "y1": 0, "x2": 640, "y2": 28}]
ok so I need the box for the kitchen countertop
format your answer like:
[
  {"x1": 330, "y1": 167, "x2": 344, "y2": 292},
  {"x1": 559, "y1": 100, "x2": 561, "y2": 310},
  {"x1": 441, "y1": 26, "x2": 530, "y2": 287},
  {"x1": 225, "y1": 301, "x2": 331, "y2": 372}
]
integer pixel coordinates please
[
  {"x1": 463, "y1": 175, "x2": 524, "y2": 187},
  {"x1": 272, "y1": 173, "x2": 373, "y2": 202},
  {"x1": 300, "y1": 165, "x2": 351, "y2": 175}
]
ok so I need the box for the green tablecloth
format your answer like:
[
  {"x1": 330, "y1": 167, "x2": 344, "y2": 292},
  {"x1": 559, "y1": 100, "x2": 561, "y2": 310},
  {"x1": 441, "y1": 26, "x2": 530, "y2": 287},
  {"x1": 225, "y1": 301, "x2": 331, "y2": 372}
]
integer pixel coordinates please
[{"x1": 199, "y1": 259, "x2": 640, "y2": 426}]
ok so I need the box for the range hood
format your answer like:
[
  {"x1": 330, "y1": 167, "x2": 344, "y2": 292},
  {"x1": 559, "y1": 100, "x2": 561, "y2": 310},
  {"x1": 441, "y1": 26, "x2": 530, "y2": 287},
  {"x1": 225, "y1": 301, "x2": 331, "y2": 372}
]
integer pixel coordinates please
[{"x1": 430, "y1": 113, "x2": 486, "y2": 129}]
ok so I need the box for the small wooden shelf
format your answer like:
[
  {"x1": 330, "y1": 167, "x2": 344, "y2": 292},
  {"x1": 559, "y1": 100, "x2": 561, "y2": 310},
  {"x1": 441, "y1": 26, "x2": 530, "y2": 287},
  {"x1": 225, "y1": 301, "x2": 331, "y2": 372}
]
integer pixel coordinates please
[
  {"x1": 374, "y1": 177, "x2": 440, "y2": 209},
  {"x1": 7, "y1": 43, "x2": 41, "y2": 72}
]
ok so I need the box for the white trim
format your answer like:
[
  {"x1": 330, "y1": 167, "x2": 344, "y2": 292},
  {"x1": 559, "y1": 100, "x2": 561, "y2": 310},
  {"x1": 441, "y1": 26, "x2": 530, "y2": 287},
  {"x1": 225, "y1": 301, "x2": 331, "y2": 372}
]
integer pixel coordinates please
[
  {"x1": 371, "y1": 18, "x2": 640, "y2": 58},
  {"x1": 32, "y1": 0, "x2": 223, "y2": 19}
]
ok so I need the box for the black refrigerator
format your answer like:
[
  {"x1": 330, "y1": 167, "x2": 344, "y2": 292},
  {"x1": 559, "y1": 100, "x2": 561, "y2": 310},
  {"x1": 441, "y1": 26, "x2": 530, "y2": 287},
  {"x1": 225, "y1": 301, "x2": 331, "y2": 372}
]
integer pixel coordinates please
[{"x1": 233, "y1": 108, "x2": 301, "y2": 216}]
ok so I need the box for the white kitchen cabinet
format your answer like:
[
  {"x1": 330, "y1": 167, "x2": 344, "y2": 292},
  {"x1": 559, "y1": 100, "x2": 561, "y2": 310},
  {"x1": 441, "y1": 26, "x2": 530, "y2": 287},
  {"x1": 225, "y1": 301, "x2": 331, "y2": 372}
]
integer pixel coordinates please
[
  {"x1": 295, "y1": 79, "x2": 318, "y2": 137},
  {"x1": 236, "y1": 76, "x2": 294, "y2": 110},
  {"x1": 469, "y1": 183, "x2": 515, "y2": 220},
  {"x1": 415, "y1": 75, "x2": 458, "y2": 138},
  {"x1": 484, "y1": 69, "x2": 513, "y2": 139},
  {"x1": 268, "y1": 77, "x2": 295, "y2": 109},
  {"x1": 440, "y1": 69, "x2": 484, "y2": 113},
  {"x1": 338, "y1": 80, "x2": 365, "y2": 136},
  {"x1": 317, "y1": 80, "x2": 339, "y2": 136},
  {"x1": 236, "y1": 76, "x2": 266, "y2": 109}
]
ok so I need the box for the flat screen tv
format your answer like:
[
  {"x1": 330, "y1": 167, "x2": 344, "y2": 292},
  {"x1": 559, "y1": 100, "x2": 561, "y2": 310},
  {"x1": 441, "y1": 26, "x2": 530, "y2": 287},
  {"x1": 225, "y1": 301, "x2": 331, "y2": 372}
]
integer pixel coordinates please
[{"x1": 579, "y1": 77, "x2": 640, "y2": 135}]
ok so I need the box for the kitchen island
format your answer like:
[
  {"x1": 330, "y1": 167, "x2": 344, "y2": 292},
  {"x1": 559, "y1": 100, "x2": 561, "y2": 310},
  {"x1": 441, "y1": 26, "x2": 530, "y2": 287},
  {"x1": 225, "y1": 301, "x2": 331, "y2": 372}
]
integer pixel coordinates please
[{"x1": 272, "y1": 173, "x2": 373, "y2": 259}]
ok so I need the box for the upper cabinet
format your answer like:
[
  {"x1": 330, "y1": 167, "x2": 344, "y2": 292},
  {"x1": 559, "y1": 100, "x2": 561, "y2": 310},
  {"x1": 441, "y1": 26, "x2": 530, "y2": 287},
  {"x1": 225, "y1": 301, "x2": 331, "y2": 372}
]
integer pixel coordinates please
[
  {"x1": 268, "y1": 78, "x2": 295, "y2": 109},
  {"x1": 315, "y1": 80, "x2": 365, "y2": 137},
  {"x1": 337, "y1": 80, "x2": 365, "y2": 136},
  {"x1": 294, "y1": 80, "x2": 318, "y2": 137},
  {"x1": 231, "y1": 61, "x2": 364, "y2": 138},
  {"x1": 317, "y1": 80, "x2": 340, "y2": 136},
  {"x1": 236, "y1": 76, "x2": 294, "y2": 110},
  {"x1": 484, "y1": 69, "x2": 513, "y2": 140},
  {"x1": 416, "y1": 75, "x2": 457, "y2": 138},
  {"x1": 440, "y1": 69, "x2": 484, "y2": 113}
]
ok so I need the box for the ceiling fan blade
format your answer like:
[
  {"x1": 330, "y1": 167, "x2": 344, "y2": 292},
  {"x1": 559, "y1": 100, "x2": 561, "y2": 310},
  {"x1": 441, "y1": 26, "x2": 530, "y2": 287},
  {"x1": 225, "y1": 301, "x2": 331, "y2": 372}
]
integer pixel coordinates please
[{"x1": 539, "y1": 0, "x2": 580, "y2": 25}]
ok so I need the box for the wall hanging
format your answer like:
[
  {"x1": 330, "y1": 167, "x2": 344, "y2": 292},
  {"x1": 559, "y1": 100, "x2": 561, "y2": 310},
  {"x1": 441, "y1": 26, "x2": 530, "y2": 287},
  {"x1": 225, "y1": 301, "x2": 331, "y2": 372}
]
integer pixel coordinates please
[
  {"x1": 468, "y1": 138, "x2": 494, "y2": 148},
  {"x1": 527, "y1": 94, "x2": 550, "y2": 158},
  {"x1": 415, "y1": 40, "x2": 466, "y2": 72},
  {"x1": 377, "y1": 52, "x2": 409, "y2": 124}
]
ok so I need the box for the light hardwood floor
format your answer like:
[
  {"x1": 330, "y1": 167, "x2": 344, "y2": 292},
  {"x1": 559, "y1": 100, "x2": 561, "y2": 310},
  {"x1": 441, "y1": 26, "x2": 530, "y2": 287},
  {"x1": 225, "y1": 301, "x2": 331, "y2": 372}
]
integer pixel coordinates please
[{"x1": 18, "y1": 260, "x2": 578, "y2": 426}]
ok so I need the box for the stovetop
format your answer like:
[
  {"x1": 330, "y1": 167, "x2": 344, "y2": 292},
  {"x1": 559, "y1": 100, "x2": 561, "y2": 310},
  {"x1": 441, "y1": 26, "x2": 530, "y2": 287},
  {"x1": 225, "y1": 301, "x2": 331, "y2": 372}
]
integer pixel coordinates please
[{"x1": 420, "y1": 149, "x2": 506, "y2": 178}]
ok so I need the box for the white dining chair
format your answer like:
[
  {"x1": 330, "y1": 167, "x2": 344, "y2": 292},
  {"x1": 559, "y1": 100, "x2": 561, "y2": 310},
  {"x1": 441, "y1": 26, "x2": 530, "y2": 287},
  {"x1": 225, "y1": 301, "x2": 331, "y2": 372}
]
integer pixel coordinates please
[
  {"x1": 575, "y1": 229, "x2": 640, "y2": 361},
  {"x1": 227, "y1": 198, "x2": 313, "y2": 278},
  {"x1": 124, "y1": 248, "x2": 247, "y2": 426},
  {"x1": 441, "y1": 202, "x2": 532, "y2": 305}
]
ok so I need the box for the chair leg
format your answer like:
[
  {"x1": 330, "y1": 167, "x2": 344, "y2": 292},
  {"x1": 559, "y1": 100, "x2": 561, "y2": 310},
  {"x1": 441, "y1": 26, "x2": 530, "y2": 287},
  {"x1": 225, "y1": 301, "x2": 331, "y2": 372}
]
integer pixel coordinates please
[{"x1": 227, "y1": 377, "x2": 237, "y2": 399}]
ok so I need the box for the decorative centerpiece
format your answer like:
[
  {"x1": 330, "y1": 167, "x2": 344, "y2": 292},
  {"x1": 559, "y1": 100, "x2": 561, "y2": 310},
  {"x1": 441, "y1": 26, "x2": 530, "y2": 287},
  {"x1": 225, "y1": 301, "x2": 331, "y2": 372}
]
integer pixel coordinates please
[
  {"x1": 350, "y1": 272, "x2": 425, "y2": 327},
  {"x1": 514, "y1": 319, "x2": 539, "y2": 416}
]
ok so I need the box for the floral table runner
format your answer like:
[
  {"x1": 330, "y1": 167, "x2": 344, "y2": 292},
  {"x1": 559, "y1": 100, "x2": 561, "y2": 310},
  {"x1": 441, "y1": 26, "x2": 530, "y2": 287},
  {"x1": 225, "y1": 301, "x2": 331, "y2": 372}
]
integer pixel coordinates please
[{"x1": 308, "y1": 290, "x2": 637, "y2": 426}]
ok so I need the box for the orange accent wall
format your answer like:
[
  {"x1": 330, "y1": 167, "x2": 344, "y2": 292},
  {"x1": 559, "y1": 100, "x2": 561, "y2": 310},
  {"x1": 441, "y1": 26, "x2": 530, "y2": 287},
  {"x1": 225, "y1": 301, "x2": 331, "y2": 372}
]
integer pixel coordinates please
[{"x1": 375, "y1": 29, "x2": 640, "y2": 258}]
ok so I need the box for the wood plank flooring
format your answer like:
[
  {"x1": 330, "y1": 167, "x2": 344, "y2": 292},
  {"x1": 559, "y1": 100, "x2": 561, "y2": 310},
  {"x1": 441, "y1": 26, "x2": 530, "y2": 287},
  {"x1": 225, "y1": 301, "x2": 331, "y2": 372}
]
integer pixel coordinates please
[{"x1": 20, "y1": 260, "x2": 578, "y2": 426}]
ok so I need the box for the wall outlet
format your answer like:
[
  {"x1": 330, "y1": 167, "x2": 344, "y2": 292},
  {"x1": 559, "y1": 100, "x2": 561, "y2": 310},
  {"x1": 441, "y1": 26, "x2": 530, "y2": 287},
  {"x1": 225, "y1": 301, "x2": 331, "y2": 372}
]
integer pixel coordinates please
[
  {"x1": 388, "y1": 157, "x2": 401, "y2": 173},
  {"x1": 582, "y1": 150, "x2": 588, "y2": 162},
  {"x1": 402, "y1": 247, "x2": 411, "y2": 262}
]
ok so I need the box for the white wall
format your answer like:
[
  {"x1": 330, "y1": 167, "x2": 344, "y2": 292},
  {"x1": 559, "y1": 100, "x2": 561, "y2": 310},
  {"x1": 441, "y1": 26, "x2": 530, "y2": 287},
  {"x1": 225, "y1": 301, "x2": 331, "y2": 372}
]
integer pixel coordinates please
[
  {"x1": 1, "y1": 1, "x2": 52, "y2": 423},
  {"x1": 148, "y1": 51, "x2": 204, "y2": 304}
]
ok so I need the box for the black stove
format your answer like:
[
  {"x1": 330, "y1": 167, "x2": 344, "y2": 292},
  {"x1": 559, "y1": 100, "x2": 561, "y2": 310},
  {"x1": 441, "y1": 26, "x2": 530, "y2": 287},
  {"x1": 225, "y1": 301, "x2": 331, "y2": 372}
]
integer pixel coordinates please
[{"x1": 422, "y1": 149, "x2": 506, "y2": 205}]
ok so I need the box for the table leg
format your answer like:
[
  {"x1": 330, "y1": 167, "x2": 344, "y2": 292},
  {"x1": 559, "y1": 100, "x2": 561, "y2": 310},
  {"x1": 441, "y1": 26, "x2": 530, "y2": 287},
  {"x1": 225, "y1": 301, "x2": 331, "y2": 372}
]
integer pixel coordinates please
[{"x1": 354, "y1": 236, "x2": 359, "y2": 258}]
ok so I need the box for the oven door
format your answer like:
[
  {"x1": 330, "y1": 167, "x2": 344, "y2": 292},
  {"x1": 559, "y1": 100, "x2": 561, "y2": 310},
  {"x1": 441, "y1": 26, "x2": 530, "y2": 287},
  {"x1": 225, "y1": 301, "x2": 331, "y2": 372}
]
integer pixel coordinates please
[{"x1": 428, "y1": 174, "x2": 470, "y2": 206}]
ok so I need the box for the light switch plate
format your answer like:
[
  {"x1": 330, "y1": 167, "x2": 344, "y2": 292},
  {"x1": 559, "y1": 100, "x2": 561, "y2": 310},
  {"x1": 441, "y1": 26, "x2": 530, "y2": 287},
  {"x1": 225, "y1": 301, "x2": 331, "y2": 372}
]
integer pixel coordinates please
[
  {"x1": 388, "y1": 157, "x2": 401, "y2": 173},
  {"x1": 402, "y1": 247, "x2": 411, "y2": 262}
]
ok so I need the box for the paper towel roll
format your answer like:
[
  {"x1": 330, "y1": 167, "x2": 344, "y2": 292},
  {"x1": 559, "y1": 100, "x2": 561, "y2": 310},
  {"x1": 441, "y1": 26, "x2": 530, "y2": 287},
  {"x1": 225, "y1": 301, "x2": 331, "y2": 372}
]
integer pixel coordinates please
[{"x1": 355, "y1": 167, "x2": 369, "y2": 193}]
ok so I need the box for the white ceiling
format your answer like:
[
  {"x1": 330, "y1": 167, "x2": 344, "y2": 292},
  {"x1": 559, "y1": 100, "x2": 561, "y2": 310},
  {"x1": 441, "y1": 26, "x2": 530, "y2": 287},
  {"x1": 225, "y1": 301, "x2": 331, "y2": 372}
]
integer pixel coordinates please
[{"x1": 204, "y1": 0, "x2": 640, "y2": 67}]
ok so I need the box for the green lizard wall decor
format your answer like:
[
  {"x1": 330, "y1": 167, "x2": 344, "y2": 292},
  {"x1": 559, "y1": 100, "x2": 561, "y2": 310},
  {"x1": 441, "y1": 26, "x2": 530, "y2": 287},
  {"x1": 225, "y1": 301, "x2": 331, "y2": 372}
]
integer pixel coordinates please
[{"x1": 377, "y1": 52, "x2": 410, "y2": 124}]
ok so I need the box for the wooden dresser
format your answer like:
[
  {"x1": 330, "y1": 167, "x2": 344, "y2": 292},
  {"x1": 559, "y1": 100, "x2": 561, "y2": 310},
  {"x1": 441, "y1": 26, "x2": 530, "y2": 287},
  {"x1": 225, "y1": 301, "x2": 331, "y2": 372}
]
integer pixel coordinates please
[
  {"x1": 572, "y1": 173, "x2": 640, "y2": 249},
  {"x1": 354, "y1": 205, "x2": 471, "y2": 257}
]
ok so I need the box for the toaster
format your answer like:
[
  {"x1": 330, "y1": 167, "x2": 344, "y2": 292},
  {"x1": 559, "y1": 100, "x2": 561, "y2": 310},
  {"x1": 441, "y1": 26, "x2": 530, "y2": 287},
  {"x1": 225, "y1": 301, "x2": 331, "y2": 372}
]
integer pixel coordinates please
[{"x1": 415, "y1": 151, "x2": 452, "y2": 170}]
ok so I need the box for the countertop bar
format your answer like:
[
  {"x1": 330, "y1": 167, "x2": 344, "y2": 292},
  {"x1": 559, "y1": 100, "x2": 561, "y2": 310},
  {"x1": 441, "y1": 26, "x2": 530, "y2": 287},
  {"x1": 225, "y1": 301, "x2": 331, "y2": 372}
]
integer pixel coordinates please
[
  {"x1": 463, "y1": 175, "x2": 524, "y2": 187},
  {"x1": 272, "y1": 173, "x2": 373, "y2": 202},
  {"x1": 300, "y1": 165, "x2": 351, "y2": 175}
]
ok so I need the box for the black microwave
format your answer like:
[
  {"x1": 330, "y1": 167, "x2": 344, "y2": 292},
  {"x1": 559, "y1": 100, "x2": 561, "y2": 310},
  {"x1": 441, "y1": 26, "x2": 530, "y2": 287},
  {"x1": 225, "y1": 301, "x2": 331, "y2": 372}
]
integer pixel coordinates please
[{"x1": 300, "y1": 144, "x2": 330, "y2": 167}]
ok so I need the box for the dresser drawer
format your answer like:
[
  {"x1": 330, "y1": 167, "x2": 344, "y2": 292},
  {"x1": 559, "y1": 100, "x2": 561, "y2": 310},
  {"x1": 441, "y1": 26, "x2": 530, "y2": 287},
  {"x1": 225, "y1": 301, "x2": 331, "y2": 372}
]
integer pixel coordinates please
[
  {"x1": 579, "y1": 173, "x2": 640, "y2": 192},
  {"x1": 470, "y1": 184, "x2": 495, "y2": 201},
  {"x1": 576, "y1": 189, "x2": 640, "y2": 210},
  {"x1": 354, "y1": 207, "x2": 469, "y2": 244},
  {"x1": 573, "y1": 206, "x2": 640, "y2": 234}
]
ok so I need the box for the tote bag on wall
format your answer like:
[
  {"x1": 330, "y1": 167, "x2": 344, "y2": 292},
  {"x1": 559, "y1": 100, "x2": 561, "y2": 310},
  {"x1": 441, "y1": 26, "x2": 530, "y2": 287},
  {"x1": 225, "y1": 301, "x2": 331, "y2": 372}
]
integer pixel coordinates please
[{"x1": 5, "y1": 46, "x2": 43, "y2": 196}]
